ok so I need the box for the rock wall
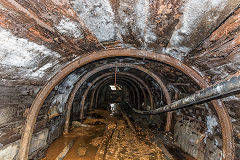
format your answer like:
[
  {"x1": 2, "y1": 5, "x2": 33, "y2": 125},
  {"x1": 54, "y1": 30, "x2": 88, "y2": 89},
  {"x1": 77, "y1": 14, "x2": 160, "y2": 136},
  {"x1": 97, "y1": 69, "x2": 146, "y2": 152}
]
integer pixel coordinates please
[
  {"x1": 0, "y1": 129, "x2": 48, "y2": 160},
  {"x1": 185, "y1": 7, "x2": 240, "y2": 160}
]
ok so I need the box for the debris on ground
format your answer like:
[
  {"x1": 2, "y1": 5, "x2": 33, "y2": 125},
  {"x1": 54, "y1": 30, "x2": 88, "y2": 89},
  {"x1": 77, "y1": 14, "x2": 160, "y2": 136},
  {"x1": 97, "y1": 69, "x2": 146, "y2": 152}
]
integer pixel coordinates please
[
  {"x1": 77, "y1": 146, "x2": 87, "y2": 157},
  {"x1": 43, "y1": 108, "x2": 168, "y2": 160}
]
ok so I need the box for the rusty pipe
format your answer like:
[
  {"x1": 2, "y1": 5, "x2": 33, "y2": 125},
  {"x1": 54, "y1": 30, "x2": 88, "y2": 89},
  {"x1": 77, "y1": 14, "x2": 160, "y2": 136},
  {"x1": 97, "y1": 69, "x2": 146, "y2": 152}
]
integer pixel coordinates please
[{"x1": 132, "y1": 72, "x2": 240, "y2": 114}]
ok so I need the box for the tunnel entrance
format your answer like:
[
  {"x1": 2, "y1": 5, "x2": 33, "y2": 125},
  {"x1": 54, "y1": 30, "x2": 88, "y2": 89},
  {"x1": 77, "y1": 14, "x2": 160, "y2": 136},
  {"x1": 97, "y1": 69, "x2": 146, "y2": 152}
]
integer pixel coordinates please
[{"x1": 18, "y1": 49, "x2": 234, "y2": 160}]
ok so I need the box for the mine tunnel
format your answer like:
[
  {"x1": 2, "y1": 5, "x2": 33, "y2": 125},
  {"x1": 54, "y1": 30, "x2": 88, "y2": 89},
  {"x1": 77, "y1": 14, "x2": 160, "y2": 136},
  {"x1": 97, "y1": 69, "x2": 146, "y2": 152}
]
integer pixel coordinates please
[{"x1": 0, "y1": 0, "x2": 240, "y2": 160}]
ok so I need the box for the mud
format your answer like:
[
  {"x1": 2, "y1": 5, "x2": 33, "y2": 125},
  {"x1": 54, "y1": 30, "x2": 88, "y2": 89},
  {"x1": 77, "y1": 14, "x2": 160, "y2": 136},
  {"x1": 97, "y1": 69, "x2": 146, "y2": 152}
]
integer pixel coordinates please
[{"x1": 43, "y1": 107, "x2": 167, "y2": 160}]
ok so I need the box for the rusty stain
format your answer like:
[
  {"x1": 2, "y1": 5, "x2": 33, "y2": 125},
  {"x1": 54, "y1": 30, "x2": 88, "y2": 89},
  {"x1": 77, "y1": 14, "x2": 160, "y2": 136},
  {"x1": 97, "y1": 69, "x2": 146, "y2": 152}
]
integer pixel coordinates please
[
  {"x1": 28, "y1": 28, "x2": 54, "y2": 43},
  {"x1": 147, "y1": 0, "x2": 183, "y2": 48},
  {"x1": 3, "y1": 0, "x2": 55, "y2": 32},
  {"x1": 185, "y1": 8, "x2": 240, "y2": 88},
  {"x1": 0, "y1": 0, "x2": 103, "y2": 58},
  {"x1": 210, "y1": 8, "x2": 240, "y2": 41}
]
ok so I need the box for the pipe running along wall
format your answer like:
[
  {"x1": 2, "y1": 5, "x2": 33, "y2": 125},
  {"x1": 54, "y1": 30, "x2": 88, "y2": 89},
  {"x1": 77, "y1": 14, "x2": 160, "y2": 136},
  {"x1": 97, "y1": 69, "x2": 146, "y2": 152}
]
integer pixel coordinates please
[
  {"x1": 18, "y1": 49, "x2": 234, "y2": 160},
  {"x1": 132, "y1": 71, "x2": 240, "y2": 114}
]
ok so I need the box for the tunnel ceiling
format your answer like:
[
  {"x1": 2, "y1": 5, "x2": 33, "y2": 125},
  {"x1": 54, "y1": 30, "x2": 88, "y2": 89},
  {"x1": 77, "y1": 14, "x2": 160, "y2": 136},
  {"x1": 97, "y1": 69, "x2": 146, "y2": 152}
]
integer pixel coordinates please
[{"x1": 0, "y1": 0, "x2": 239, "y2": 85}]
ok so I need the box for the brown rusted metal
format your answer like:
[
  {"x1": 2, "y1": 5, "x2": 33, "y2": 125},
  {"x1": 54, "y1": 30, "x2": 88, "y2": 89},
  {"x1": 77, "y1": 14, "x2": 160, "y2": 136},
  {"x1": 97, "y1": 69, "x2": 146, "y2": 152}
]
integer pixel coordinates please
[
  {"x1": 0, "y1": 0, "x2": 103, "y2": 58},
  {"x1": 84, "y1": 73, "x2": 141, "y2": 110},
  {"x1": 64, "y1": 73, "x2": 139, "y2": 134},
  {"x1": 19, "y1": 49, "x2": 233, "y2": 160},
  {"x1": 64, "y1": 65, "x2": 149, "y2": 133},
  {"x1": 64, "y1": 62, "x2": 159, "y2": 122},
  {"x1": 65, "y1": 64, "x2": 170, "y2": 133},
  {"x1": 76, "y1": 63, "x2": 158, "y2": 109},
  {"x1": 81, "y1": 78, "x2": 137, "y2": 120}
]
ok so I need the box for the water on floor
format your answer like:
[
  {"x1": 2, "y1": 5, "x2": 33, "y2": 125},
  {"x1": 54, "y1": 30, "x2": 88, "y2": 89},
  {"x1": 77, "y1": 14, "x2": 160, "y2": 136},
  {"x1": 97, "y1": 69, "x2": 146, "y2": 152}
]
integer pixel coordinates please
[{"x1": 42, "y1": 105, "x2": 167, "y2": 160}]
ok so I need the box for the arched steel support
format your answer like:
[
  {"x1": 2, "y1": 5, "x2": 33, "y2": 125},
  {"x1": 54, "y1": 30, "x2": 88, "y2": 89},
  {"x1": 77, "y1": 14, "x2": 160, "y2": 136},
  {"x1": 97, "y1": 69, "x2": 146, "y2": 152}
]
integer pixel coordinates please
[
  {"x1": 19, "y1": 49, "x2": 234, "y2": 160},
  {"x1": 90, "y1": 75, "x2": 143, "y2": 110},
  {"x1": 93, "y1": 73, "x2": 150, "y2": 110},
  {"x1": 64, "y1": 65, "x2": 159, "y2": 133},
  {"x1": 64, "y1": 73, "x2": 139, "y2": 134},
  {"x1": 64, "y1": 63, "x2": 155, "y2": 134},
  {"x1": 80, "y1": 78, "x2": 136, "y2": 119},
  {"x1": 64, "y1": 62, "x2": 166, "y2": 130},
  {"x1": 89, "y1": 72, "x2": 172, "y2": 131}
]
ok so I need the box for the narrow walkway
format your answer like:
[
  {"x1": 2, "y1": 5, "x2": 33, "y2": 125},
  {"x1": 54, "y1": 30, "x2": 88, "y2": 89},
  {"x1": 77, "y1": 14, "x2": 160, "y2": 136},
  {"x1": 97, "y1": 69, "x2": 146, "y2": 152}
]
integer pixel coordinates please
[{"x1": 43, "y1": 106, "x2": 167, "y2": 160}]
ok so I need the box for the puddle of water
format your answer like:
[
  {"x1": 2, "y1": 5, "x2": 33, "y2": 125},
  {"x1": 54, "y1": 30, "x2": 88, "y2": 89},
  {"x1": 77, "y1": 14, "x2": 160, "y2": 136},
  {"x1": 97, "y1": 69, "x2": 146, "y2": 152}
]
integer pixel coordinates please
[
  {"x1": 43, "y1": 122, "x2": 106, "y2": 159},
  {"x1": 43, "y1": 108, "x2": 168, "y2": 160},
  {"x1": 42, "y1": 135, "x2": 74, "y2": 160}
]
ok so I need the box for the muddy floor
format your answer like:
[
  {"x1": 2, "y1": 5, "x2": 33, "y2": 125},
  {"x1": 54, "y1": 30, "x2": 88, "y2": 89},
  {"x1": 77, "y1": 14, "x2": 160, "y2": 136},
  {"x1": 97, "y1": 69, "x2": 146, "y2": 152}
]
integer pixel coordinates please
[{"x1": 42, "y1": 108, "x2": 168, "y2": 160}]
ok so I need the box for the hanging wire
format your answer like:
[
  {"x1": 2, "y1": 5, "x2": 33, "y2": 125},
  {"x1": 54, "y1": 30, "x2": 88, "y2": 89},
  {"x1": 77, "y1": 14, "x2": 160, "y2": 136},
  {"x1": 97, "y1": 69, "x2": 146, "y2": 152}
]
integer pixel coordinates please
[
  {"x1": 112, "y1": 66, "x2": 122, "y2": 90},
  {"x1": 114, "y1": 66, "x2": 117, "y2": 87}
]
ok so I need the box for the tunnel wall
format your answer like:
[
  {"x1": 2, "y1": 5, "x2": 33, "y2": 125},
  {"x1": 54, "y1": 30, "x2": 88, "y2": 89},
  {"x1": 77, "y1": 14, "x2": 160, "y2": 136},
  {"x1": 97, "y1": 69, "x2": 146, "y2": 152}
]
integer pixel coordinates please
[
  {"x1": 1, "y1": 50, "x2": 239, "y2": 160},
  {"x1": 128, "y1": 60, "x2": 225, "y2": 160},
  {"x1": 185, "y1": 8, "x2": 240, "y2": 160},
  {"x1": 0, "y1": 83, "x2": 50, "y2": 159}
]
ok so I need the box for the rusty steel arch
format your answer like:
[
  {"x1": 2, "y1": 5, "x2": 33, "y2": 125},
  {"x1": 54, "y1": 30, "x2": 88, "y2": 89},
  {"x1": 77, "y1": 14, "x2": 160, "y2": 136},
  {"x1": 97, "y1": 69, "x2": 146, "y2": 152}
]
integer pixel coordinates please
[
  {"x1": 87, "y1": 72, "x2": 172, "y2": 131},
  {"x1": 89, "y1": 73, "x2": 150, "y2": 110},
  {"x1": 19, "y1": 49, "x2": 234, "y2": 160},
  {"x1": 94, "y1": 73, "x2": 153, "y2": 111},
  {"x1": 87, "y1": 74, "x2": 144, "y2": 110},
  {"x1": 64, "y1": 73, "x2": 140, "y2": 134},
  {"x1": 81, "y1": 78, "x2": 137, "y2": 119},
  {"x1": 64, "y1": 63, "x2": 170, "y2": 133}
]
